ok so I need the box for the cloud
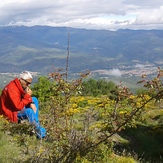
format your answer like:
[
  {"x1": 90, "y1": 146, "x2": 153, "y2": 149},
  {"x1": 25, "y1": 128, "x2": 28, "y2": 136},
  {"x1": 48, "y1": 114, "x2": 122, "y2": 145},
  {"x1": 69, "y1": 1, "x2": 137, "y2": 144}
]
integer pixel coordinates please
[
  {"x1": 0, "y1": 0, "x2": 163, "y2": 30},
  {"x1": 109, "y1": 69, "x2": 122, "y2": 77},
  {"x1": 134, "y1": 6, "x2": 163, "y2": 25},
  {"x1": 98, "y1": 69, "x2": 122, "y2": 77}
]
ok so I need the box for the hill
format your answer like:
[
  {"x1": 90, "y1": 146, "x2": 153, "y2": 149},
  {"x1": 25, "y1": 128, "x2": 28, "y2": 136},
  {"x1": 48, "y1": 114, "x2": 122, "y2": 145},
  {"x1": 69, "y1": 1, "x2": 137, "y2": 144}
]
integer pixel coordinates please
[
  {"x1": 0, "y1": 26, "x2": 163, "y2": 90},
  {"x1": 0, "y1": 26, "x2": 163, "y2": 74}
]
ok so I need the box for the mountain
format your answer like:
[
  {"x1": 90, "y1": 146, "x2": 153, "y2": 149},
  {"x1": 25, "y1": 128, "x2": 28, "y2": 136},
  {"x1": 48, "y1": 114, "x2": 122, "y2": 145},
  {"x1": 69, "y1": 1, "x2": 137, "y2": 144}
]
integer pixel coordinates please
[{"x1": 0, "y1": 26, "x2": 163, "y2": 74}]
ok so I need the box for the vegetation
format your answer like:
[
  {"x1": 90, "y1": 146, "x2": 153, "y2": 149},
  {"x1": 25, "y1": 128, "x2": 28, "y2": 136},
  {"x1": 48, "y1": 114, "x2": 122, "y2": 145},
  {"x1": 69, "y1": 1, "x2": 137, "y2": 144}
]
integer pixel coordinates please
[
  {"x1": 1, "y1": 26, "x2": 163, "y2": 73},
  {"x1": 81, "y1": 78, "x2": 116, "y2": 96},
  {"x1": 0, "y1": 67, "x2": 163, "y2": 163}
]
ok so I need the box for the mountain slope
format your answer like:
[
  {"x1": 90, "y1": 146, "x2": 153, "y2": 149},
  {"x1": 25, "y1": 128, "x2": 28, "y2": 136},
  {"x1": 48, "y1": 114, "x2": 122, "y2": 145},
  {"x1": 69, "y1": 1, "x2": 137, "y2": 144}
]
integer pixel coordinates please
[{"x1": 0, "y1": 26, "x2": 163, "y2": 73}]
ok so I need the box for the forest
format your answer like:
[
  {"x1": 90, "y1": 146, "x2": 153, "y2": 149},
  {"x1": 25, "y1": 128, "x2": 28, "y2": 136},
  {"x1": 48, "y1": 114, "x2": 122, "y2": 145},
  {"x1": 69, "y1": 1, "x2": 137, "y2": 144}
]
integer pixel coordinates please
[{"x1": 0, "y1": 68, "x2": 163, "y2": 163}]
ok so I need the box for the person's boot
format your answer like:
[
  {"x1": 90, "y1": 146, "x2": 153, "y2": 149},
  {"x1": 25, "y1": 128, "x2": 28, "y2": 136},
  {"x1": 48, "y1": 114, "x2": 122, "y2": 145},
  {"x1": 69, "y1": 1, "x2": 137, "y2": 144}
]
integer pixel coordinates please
[{"x1": 35, "y1": 125, "x2": 46, "y2": 138}]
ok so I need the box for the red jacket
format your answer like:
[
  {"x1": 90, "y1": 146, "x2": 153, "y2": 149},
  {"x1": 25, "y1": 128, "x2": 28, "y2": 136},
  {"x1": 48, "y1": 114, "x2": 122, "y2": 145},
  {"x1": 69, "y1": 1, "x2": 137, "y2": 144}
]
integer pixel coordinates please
[{"x1": 0, "y1": 78, "x2": 32, "y2": 122}]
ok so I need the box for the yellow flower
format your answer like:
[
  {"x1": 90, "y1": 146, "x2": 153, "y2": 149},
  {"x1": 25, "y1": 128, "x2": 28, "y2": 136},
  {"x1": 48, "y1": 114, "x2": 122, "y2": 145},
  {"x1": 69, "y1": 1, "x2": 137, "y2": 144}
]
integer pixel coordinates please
[
  {"x1": 119, "y1": 111, "x2": 127, "y2": 114},
  {"x1": 136, "y1": 102, "x2": 141, "y2": 108},
  {"x1": 87, "y1": 100, "x2": 95, "y2": 105},
  {"x1": 72, "y1": 103, "x2": 78, "y2": 108},
  {"x1": 68, "y1": 108, "x2": 80, "y2": 115},
  {"x1": 129, "y1": 95, "x2": 135, "y2": 99},
  {"x1": 144, "y1": 95, "x2": 150, "y2": 101}
]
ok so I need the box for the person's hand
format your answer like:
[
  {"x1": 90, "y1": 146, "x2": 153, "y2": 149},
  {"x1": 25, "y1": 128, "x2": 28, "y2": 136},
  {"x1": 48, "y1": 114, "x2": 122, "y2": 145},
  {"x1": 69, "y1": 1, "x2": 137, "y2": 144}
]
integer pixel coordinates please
[
  {"x1": 30, "y1": 103, "x2": 37, "y2": 113},
  {"x1": 25, "y1": 87, "x2": 32, "y2": 96}
]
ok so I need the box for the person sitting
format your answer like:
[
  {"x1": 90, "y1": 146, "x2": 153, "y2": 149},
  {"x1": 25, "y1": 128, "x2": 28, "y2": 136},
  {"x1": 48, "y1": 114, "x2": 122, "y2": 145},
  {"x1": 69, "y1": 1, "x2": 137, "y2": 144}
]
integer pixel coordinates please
[{"x1": 0, "y1": 71, "x2": 46, "y2": 138}]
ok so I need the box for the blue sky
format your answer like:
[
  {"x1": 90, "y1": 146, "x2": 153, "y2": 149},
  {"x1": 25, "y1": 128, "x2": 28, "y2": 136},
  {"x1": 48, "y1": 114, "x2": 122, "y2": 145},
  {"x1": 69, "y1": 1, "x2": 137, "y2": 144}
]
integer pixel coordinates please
[{"x1": 0, "y1": 0, "x2": 163, "y2": 30}]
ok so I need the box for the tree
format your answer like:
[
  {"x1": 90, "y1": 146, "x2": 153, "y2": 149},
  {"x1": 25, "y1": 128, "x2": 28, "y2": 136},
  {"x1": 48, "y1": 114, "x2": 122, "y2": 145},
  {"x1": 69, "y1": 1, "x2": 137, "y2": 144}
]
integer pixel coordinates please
[
  {"x1": 31, "y1": 76, "x2": 56, "y2": 102},
  {"x1": 81, "y1": 78, "x2": 116, "y2": 96}
]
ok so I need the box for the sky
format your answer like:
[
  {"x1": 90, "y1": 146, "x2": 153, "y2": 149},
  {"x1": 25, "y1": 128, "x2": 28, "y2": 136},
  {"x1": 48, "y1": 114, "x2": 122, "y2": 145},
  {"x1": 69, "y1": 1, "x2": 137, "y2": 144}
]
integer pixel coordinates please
[{"x1": 0, "y1": 0, "x2": 163, "y2": 30}]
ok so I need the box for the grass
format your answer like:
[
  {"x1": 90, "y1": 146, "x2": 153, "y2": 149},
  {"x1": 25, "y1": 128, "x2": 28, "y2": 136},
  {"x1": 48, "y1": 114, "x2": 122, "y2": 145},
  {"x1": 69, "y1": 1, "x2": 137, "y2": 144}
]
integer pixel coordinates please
[
  {"x1": 0, "y1": 120, "x2": 21, "y2": 163},
  {"x1": 114, "y1": 108, "x2": 163, "y2": 163},
  {"x1": 0, "y1": 119, "x2": 47, "y2": 163},
  {"x1": 0, "y1": 104, "x2": 162, "y2": 162},
  {"x1": 0, "y1": 114, "x2": 139, "y2": 163}
]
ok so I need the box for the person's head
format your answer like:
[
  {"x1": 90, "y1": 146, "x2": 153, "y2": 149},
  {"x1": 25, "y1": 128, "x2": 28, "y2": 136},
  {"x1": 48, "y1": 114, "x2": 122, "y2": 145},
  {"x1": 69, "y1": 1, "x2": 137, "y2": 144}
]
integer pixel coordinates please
[{"x1": 19, "y1": 71, "x2": 33, "y2": 90}]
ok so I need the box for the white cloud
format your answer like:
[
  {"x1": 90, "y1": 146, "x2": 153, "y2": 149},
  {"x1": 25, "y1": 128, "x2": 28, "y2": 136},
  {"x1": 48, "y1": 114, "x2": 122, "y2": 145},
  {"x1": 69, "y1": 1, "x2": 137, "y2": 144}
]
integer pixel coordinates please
[
  {"x1": 0, "y1": 0, "x2": 163, "y2": 30},
  {"x1": 134, "y1": 6, "x2": 163, "y2": 25},
  {"x1": 99, "y1": 69, "x2": 122, "y2": 77},
  {"x1": 109, "y1": 69, "x2": 122, "y2": 77}
]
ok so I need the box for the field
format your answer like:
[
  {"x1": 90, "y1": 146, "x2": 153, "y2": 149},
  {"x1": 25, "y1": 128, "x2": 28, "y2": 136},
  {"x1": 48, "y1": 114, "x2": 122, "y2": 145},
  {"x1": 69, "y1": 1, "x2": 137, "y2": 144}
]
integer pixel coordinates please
[
  {"x1": 0, "y1": 95, "x2": 163, "y2": 163},
  {"x1": 0, "y1": 70, "x2": 163, "y2": 162}
]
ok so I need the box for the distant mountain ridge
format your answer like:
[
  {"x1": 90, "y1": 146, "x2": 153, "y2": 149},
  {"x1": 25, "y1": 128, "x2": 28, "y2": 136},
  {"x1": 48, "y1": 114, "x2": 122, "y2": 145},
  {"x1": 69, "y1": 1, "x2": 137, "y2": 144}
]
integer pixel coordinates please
[{"x1": 1, "y1": 26, "x2": 163, "y2": 73}]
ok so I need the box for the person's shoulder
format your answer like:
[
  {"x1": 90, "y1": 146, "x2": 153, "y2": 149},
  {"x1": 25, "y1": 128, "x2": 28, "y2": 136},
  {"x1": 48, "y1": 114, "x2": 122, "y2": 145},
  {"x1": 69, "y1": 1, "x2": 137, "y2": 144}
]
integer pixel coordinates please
[{"x1": 6, "y1": 78, "x2": 18, "y2": 88}]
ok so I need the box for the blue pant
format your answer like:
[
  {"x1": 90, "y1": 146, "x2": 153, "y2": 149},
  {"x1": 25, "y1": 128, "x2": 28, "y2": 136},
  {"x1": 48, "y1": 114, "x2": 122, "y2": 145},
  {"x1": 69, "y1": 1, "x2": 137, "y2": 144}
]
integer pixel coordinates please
[{"x1": 18, "y1": 97, "x2": 46, "y2": 138}]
